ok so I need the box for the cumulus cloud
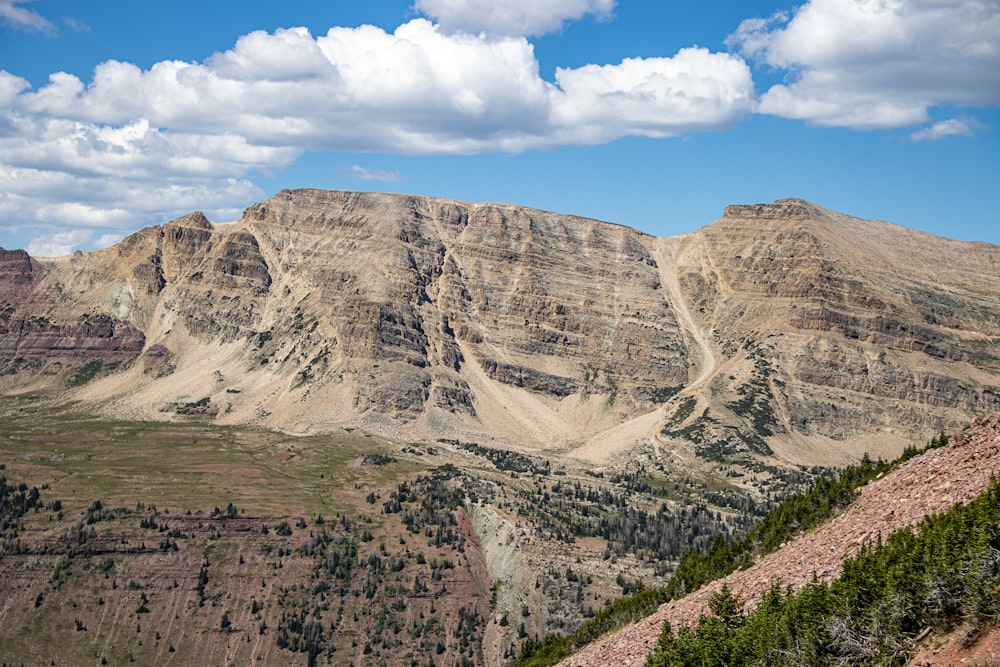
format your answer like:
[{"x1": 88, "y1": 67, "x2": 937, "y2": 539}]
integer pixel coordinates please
[
  {"x1": 1, "y1": 18, "x2": 758, "y2": 252},
  {"x1": 4, "y1": 22, "x2": 754, "y2": 153},
  {"x1": 552, "y1": 48, "x2": 755, "y2": 143},
  {"x1": 414, "y1": 0, "x2": 615, "y2": 37},
  {"x1": 0, "y1": 159, "x2": 264, "y2": 242},
  {"x1": 727, "y1": 0, "x2": 1000, "y2": 129},
  {"x1": 26, "y1": 228, "x2": 122, "y2": 258},
  {"x1": 27, "y1": 229, "x2": 93, "y2": 257},
  {"x1": 0, "y1": 0, "x2": 54, "y2": 33}
]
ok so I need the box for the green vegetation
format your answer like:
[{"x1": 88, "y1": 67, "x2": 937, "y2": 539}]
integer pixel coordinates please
[
  {"x1": 663, "y1": 406, "x2": 774, "y2": 460},
  {"x1": 362, "y1": 453, "x2": 397, "y2": 466},
  {"x1": 166, "y1": 396, "x2": 218, "y2": 416},
  {"x1": 646, "y1": 476, "x2": 1000, "y2": 666},
  {"x1": 516, "y1": 585, "x2": 674, "y2": 667},
  {"x1": 512, "y1": 435, "x2": 948, "y2": 667},
  {"x1": 255, "y1": 330, "x2": 273, "y2": 348},
  {"x1": 646, "y1": 385, "x2": 684, "y2": 404},
  {"x1": 522, "y1": 475, "x2": 743, "y2": 566},
  {"x1": 1, "y1": 390, "x2": 963, "y2": 666},
  {"x1": 3, "y1": 396, "x2": 756, "y2": 664},
  {"x1": 1, "y1": 413, "x2": 488, "y2": 667},
  {"x1": 66, "y1": 360, "x2": 104, "y2": 387},
  {"x1": 444, "y1": 438, "x2": 552, "y2": 475},
  {"x1": 447, "y1": 440, "x2": 762, "y2": 577},
  {"x1": 724, "y1": 341, "x2": 778, "y2": 440},
  {"x1": 663, "y1": 397, "x2": 697, "y2": 430},
  {"x1": 662, "y1": 341, "x2": 783, "y2": 460},
  {"x1": 274, "y1": 465, "x2": 486, "y2": 665},
  {"x1": 0, "y1": 394, "x2": 415, "y2": 516},
  {"x1": 1, "y1": 475, "x2": 44, "y2": 551}
]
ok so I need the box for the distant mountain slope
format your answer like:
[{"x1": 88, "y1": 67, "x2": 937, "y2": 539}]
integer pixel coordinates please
[
  {"x1": 0, "y1": 190, "x2": 997, "y2": 475},
  {"x1": 674, "y1": 199, "x2": 1000, "y2": 454},
  {"x1": 556, "y1": 412, "x2": 1000, "y2": 667}
]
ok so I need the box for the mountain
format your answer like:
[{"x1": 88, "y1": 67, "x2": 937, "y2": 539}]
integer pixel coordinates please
[
  {"x1": 1, "y1": 190, "x2": 997, "y2": 475},
  {"x1": 1, "y1": 191, "x2": 998, "y2": 665}
]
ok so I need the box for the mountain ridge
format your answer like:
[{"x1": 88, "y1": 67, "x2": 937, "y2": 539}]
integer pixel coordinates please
[
  {"x1": 1, "y1": 189, "x2": 999, "y2": 665},
  {"x1": 1, "y1": 189, "x2": 998, "y2": 483}
]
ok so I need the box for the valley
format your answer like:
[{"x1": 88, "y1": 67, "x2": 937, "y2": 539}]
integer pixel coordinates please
[{"x1": 0, "y1": 393, "x2": 779, "y2": 666}]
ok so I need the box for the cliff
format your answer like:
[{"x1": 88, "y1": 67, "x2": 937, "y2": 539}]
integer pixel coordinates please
[{"x1": 0, "y1": 190, "x2": 997, "y2": 475}]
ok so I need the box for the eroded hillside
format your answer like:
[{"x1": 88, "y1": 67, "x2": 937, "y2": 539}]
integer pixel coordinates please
[
  {"x1": 1, "y1": 190, "x2": 998, "y2": 489},
  {"x1": 0, "y1": 394, "x2": 768, "y2": 666}
]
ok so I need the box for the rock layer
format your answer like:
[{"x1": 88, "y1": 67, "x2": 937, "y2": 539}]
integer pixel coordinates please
[
  {"x1": 0, "y1": 191, "x2": 997, "y2": 464},
  {"x1": 673, "y1": 198, "x2": 999, "y2": 447}
]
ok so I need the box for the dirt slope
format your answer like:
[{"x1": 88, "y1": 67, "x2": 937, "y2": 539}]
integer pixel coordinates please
[{"x1": 558, "y1": 413, "x2": 1000, "y2": 667}]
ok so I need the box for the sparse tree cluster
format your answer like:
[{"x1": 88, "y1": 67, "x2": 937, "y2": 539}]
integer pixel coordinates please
[
  {"x1": 646, "y1": 477, "x2": 1000, "y2": 666},
  {"x1": 513, "y1": 436, "x2": 949, "y2": 667}
]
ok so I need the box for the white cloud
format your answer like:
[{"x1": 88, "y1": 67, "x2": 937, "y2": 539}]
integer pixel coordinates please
[
  {"x1": 5, "y1": 21, "x2": 754, "y2": 154},
  {"x1": 309, "y1": 21, "x2": 555, "y2": 152},
  {"x1": 0, "y1": 161, "x2": 264, "y2": 242},
  {"x1": 207, "y1": 27, "x2": 336, "y2": 82},
  {"x1": 346, "y1": 165, "x2": 404, "y2": 182},
  {"x1": 27, "y1": 229, "x2": 92, "y2": 257},
  {"x1": 909, "y1": 118, "x2": 976, "y2": 141},
  {"x1": 1, "y1": 17, "x2": 756, "y2": 253},
  {"x1": 95, "y1": 233, "x2": 123, "y2": 248},
  {"x1": 0, "y1": 0, "x2": 54, "y2": 33},
  {"x1": 727, "y1": 0, "x2": 1000, "y2": 129},
  {"x1": 414, "y1": 0, "x2": 615, "y2": 37},
  {"x1": 62, "y1": 17, "x2": 90, "y2": 33},
  {"x1": 552, "y1": 48, "x2": 755, "y2": 143}
]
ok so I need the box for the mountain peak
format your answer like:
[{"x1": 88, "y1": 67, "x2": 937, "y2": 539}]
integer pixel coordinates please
[{"x1": 722, "y1": 198, "x2": 830, "y2": 220}]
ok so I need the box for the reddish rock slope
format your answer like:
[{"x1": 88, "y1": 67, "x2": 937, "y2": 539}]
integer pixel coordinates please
[{"x1": 559, "y1": 413, "x2": 1000, "y2": 667}]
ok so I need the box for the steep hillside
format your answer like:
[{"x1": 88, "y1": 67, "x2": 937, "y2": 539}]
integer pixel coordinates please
[
  {"x1": 1, "y1": 190, "x2": 997, "y2": 484},
  {"x1": 667, "y1": 199, "x2": 1000, "y2": 466},
  {"x1": 556, "y1": 413, "x2": 1000, "y2": 667},
  {"x1": 0, "y1": 400, "x2": 497, "y2": 666}
]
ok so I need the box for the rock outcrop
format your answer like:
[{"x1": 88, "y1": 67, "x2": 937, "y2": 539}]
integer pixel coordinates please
[
  {"x1": 0, "y1": 191, "x2": 997, "y2": 470},
  {"x1": 671, "y1": 198, "x2": 999, "y2": 451},
  {"x1": 0, "y1": 247, "x2": 145, "y2": 379}
]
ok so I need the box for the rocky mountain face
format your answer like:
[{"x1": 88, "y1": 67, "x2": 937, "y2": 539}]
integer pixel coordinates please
[
  {"x1": 1, "y1": 190, "x2": 998, "y2": 472},
  {"x1": 692, "y1": 201, "x2": 998, "y2": 429}
]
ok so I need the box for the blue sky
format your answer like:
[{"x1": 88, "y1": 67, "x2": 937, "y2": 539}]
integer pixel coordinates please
[{"x1": 1, "y1": 0, "x2": 998, "y2": 256}]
